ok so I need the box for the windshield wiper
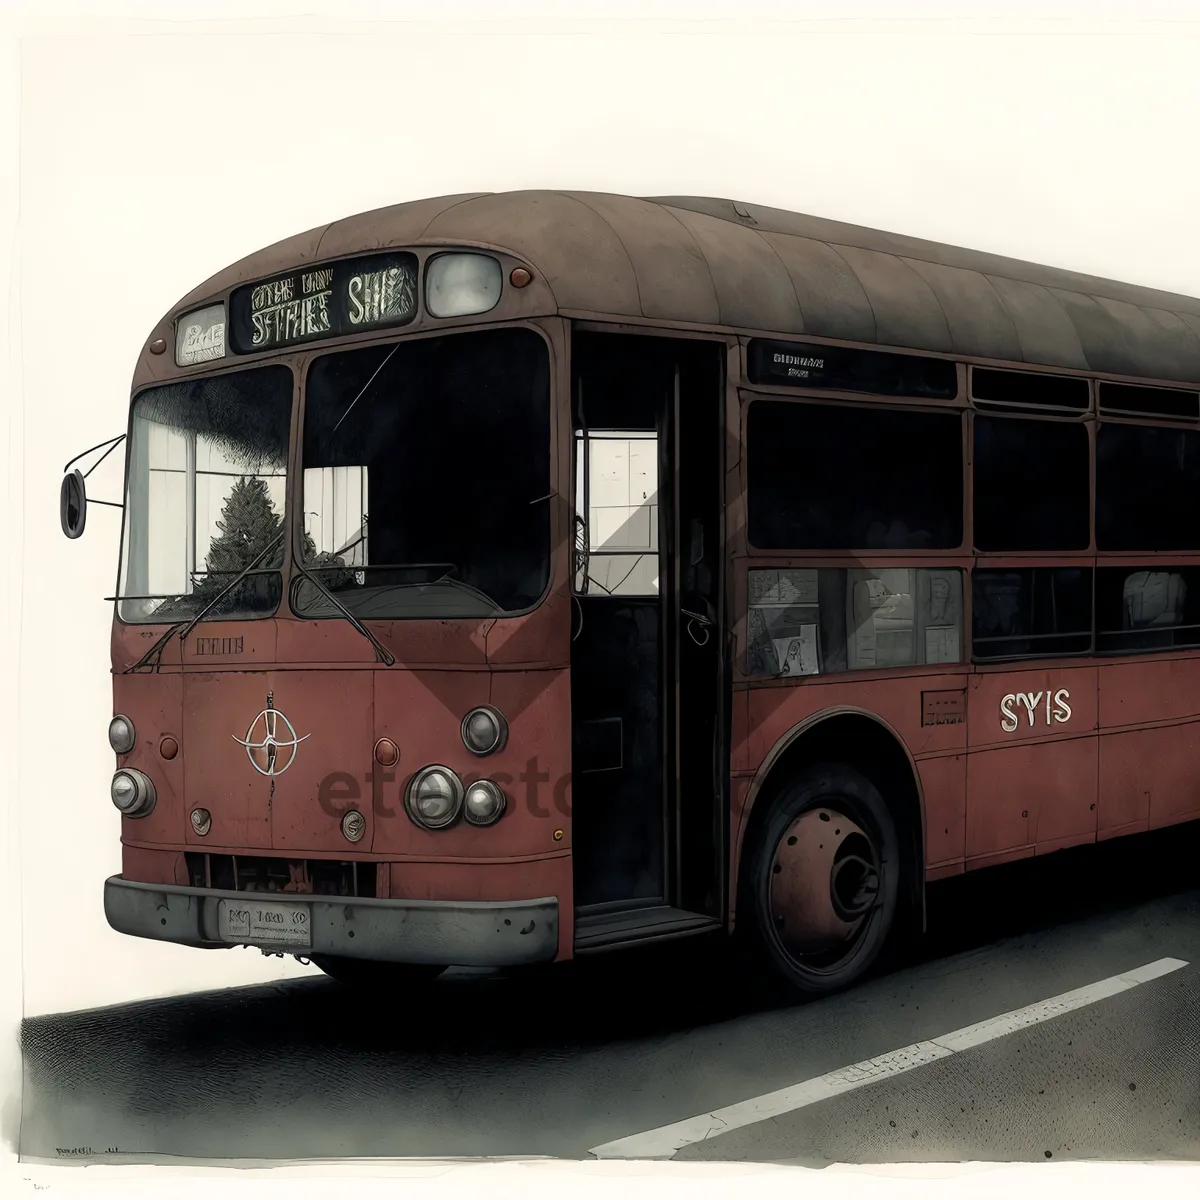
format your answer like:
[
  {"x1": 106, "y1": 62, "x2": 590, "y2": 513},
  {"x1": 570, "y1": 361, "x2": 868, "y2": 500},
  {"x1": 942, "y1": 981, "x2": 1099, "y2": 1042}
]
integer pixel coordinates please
[
  {"x1": 291, "y1": 561, "x2": 395, "y2": 666},
  {"x1": 125, "y1": 528, "x2": 287, "y2": 672}
]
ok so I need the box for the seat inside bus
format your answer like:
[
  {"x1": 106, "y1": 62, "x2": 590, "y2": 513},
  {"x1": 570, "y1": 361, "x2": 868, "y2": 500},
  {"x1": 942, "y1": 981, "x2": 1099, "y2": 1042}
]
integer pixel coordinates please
[{"x1": 1122, "y1": 569, "x2": 1186, "y2": 650}]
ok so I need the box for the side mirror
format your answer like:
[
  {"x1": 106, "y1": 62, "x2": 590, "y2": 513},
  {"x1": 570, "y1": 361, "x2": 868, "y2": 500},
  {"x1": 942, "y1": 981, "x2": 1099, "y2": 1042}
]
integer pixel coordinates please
[{"x1": 60, "y1": 469, "x2": 87, "y2": 539}]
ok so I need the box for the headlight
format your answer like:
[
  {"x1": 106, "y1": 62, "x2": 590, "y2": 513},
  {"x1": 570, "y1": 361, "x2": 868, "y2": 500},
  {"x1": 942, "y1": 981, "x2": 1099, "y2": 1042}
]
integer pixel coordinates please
[
  {"x1": 108, "y1": 714, "x2": 136, "y2": 754},
  {"x1": 461, "y1": 706, "x2": 507, "y2": 756},
  {"x1": 425, "y1": 253, "x2": 503, "y2": 318},
  {"x1": 111, "y1": 768, "x2": 156, "y2": 817},
  {"x1": 463, "y1": 780, "x2": 507, "y2": 827},
  {"x1": 404, "y1": 766, "x2": 464, "y2": 830}
]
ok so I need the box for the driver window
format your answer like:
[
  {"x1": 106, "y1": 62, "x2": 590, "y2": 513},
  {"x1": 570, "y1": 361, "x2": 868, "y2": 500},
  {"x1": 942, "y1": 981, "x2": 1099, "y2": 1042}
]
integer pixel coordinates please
[{"x1": 574, "y1": 430, "x2": 659, "y2": 597}]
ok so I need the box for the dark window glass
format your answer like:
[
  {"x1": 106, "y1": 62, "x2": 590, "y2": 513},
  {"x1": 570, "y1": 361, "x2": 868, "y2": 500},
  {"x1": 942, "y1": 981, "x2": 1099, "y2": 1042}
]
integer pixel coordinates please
[
  {"x1": 298, "y1": 328, "x2": 551, "y2": 619},
  {"x1": 971, "y1": 368, "x2": 1090, "y2": 411},
  {"x1": 972, "y1": 568, "x2": 1093, "y2": 660},
  {"x1": 1096, "y1": 566, "x2": 1200, "y2": 654},
  {"x1": 973, "y1": 416, "x2": 1090, "y2": 551},
  {"x1": 1096, "y1": 423, "x2": 1200, "y2": 551},
  {"x1": 1098, "y1": 383, "x2": 1199, "y2": 421},
  {"x1": 746, "y1": 401, "x2": 963, "y2": 550},
  {"x1": 747, "y1": 340, "x2": 957, "y2": 399}
]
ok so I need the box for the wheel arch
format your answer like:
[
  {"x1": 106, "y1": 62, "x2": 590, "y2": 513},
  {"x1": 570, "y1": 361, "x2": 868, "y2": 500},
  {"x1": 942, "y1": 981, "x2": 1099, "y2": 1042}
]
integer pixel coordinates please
[{"x1": 731, "y1": 706, "x2": 926, "y2": 935}]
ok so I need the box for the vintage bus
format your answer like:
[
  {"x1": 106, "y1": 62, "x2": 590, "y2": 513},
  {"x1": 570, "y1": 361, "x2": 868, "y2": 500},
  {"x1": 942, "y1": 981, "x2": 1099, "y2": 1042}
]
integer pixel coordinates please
[{"x1": 60, "y1": 190, "x2": 1200, "y2": 996}]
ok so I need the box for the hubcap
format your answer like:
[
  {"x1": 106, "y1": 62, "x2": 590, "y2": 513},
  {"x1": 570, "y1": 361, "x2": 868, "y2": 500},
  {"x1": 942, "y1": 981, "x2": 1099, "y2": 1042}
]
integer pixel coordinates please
[{"x1": 767, "y1": 807, "x2": 881, "y2": 962}]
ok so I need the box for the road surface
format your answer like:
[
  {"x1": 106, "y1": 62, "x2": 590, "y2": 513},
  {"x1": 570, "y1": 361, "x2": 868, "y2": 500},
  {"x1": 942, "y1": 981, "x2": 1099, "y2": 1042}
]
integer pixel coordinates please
[{"x1": 19, "y1": 822, "x2": 1200, "y2": 1166}]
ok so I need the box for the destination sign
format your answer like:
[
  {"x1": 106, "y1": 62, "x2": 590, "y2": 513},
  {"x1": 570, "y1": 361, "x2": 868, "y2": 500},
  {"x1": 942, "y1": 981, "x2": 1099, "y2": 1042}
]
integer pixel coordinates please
[
  {"x1": 229, "y1": 251, "x2": 419, "y2": 354},
  {"x1": 747, "y1": 338, "x2": 958, "y2": 400}
]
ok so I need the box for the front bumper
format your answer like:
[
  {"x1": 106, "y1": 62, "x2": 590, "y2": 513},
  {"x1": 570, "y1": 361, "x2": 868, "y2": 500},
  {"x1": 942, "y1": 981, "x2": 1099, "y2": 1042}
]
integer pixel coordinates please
[{"x1": 104, "y1": 875, "x2": 560, "y2": 967}]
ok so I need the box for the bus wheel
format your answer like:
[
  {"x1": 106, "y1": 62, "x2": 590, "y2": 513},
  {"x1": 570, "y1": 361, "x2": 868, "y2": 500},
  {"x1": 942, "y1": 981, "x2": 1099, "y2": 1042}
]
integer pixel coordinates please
[
  {"x1": 747, "y1": 762, "x2": 901, "y2": 996},
  {"x1": 308, "y1": 954, "x2": 444, "y2": 988}
]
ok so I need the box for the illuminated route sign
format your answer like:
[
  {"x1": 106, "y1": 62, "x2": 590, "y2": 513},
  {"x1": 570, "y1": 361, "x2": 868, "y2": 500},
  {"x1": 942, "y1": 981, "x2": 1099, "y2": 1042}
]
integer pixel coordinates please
[{"x1": 228, "y1": 252, "x2": 419, "y2": 353}]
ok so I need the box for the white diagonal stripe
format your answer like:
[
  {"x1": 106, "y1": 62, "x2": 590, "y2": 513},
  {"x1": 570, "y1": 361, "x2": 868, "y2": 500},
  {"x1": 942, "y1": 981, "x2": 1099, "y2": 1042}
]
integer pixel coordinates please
[{"x1": 588, "y1": 956, "x2": 1189, "y2": 1159}]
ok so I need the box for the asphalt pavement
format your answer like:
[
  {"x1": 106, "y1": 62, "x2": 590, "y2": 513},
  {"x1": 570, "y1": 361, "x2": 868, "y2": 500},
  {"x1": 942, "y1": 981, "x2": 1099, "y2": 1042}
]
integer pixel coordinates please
[{"x1": 19, "y1": 821, "x2": 1200, "y2": 1166}]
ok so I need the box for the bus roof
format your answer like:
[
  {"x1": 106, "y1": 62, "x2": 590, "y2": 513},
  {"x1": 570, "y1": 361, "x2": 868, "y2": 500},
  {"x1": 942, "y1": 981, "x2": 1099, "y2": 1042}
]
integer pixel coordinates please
[{"x1": 173, "y1": 190, "x2": 1200, "y2": 384}]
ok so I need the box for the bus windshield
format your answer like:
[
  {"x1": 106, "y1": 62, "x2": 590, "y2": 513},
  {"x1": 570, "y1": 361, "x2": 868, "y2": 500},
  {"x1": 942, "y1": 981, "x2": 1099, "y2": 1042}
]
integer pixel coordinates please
[
  {"x1": 295, "y1": 327, "x2": 551, "y2": 620},
  {"x1": 117, "y1": 365, "x2": 293, "y2": 624}
]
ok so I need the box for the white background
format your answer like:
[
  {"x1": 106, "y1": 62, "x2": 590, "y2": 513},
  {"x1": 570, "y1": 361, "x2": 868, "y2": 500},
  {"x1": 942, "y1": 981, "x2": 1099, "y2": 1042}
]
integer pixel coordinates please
[{"x1": 3, "y1": 0, "x2": 1200, "y2": 1193}]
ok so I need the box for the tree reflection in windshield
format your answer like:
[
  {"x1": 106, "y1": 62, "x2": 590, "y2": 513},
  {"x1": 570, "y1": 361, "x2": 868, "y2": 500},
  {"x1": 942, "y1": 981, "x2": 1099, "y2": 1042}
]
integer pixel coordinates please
[
  {"x1": 298, "y1": 328, "x2": 552, "y2": 620},
  {"x1": 118, "y1": 366, "x2": 293, "y2": 624}
]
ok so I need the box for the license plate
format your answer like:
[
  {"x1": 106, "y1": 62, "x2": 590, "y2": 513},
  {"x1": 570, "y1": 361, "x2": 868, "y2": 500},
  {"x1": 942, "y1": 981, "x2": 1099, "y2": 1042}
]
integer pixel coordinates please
[{"x1": 218, "y1": 898, "x2": 312, "y2": 948}]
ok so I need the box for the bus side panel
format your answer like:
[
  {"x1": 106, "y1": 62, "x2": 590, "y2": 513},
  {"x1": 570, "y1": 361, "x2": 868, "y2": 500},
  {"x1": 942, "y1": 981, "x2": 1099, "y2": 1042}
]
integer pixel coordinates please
[
  {"x1": 743, "y1": 675, "x2": 968, "y2": 771},
  {"x1": 1098, "y1": 724, "x2": 1200, "y2": 837},
  {"x1": 965, "y1": 667, "x2": 1098, "y2": 864},
  {"x1": 742, "y1": 672, "x2": 967, "y2": 875},
  {"x1": 917, "y1": 753, "x2": 966, "y2": 872},
  {"x1": 1097, "y1": 657, "x2": 1200, "y2": 834}
]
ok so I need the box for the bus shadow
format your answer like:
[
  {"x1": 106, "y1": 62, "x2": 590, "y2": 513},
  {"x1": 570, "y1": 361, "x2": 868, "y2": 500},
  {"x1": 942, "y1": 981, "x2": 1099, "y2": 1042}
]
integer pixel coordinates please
[{"x1": 21, "y1": 820, "x2": 1200, "y2": 1072}]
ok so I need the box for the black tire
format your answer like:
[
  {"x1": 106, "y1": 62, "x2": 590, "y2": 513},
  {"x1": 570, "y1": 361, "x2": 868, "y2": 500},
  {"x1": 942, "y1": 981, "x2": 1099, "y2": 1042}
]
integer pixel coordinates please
[
  {"x1": 742, "y1": 761, "x2": 902, "y2": 997},
  {"x1": 309, "y1": 954, "x2": 444, "y2": 988}
]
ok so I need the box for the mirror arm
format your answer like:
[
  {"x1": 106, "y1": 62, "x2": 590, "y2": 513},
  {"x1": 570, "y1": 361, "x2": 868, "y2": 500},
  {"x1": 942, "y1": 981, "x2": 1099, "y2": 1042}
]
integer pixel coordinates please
[{"x1": 63, "y1": 433, "x2": 125, "y2": 476}]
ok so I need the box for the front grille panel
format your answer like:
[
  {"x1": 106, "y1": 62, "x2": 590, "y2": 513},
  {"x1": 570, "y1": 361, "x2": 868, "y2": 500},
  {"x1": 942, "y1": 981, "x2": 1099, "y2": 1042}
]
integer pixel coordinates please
[{"x1": 184, "y1": 853, "x2": 378, "y2": 898}]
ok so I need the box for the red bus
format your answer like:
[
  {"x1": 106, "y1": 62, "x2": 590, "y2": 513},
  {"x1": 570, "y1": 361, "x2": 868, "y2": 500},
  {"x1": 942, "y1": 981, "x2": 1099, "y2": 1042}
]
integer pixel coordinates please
[{"x1": 61, "y1": 191, "x2": 1200, "y2": 996}]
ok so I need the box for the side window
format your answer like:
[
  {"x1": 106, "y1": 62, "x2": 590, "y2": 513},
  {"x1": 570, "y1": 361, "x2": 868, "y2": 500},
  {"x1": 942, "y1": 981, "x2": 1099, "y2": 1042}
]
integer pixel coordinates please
[
  {"x1": 972, "y1": 568, "x2": 1093, "y2": 661},
  {"x1": 574, "y1": 430, "x2": 659, "y2": 597},
  {"x1": 1096, "y1": 423, "x2": 1200, "y2": 551},
  {"x1": 746, "y1": 400, "x2": 963, "y2": 550},
  {"x1": 973, "y1": 415, "x2": 1090, "y2": 551},
  {"x1": 746, "y1": 567, "x2": 964, "y2": 677},
  {"x1": 1096, "y1": 566, "x2": 1200, "y2": 653}
]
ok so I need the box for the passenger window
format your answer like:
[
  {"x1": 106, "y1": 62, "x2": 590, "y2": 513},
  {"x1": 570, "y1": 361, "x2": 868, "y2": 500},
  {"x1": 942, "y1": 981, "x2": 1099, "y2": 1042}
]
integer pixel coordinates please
[
  {"x1": 972, "y1": 568, "x2": 1093, "y2": 661},
  {"x1": 574, "y1": 430, "x2": 659, "y2": 597},
  {"x1": 745, "y1": 567, "x2": 964, "y2": 677},
  {"x1": 746, "y1": 400, "x2": 963, "y2": 550},
  {"x1": 1096, "y1": 566, "x2": 1200, "y2": 653},
  {"x1": 973, "y1": 415, "x2": 1090, "y2": 551},
  {"x1": 1096, "y1": 423, "x2": 1200, "y2": 551}
]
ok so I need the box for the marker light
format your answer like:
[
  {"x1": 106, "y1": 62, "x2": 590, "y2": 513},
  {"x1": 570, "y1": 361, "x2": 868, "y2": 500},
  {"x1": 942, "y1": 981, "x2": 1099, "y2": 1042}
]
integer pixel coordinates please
[
  {"x1": 174, "y1": 303, "x2": 226, "y2": 366},
  {"x1": 463, "y1": 780, "x2": 507, "y2": 827},
  {"x1": 108, "y1": 714, "x2": 136, "y2": 754},
  {"x1": 111, "y1": 768, "x2": 156, "y2": 817},
  {"x1": 405, "y1": 766, "x2": 464, "y2": 830},
  {"x1": 461, "y1": 706, "x2": 507, "y2": 756},
  {"x1": 425, "y1": 253, "x2": 502, "y2": 318},
  {"x1": 342, "y1": 810, "x2": 366, "y2": 843}
]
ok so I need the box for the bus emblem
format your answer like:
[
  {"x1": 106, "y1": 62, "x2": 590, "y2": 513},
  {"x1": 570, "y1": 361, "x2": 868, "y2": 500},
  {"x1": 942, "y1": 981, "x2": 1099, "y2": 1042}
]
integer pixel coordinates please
[{"x1": 232, "y1": 691, "x2": 310, "y2": 776}]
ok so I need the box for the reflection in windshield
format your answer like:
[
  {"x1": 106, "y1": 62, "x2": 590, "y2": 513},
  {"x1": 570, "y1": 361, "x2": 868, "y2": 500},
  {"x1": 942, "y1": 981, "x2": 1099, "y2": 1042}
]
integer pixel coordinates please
[
  {"x1": 298, "y1": 328, "x2": 551, "y2": 619},
  {"x1": 118, "y1": 366, "x2": 293, "y2": 624}
]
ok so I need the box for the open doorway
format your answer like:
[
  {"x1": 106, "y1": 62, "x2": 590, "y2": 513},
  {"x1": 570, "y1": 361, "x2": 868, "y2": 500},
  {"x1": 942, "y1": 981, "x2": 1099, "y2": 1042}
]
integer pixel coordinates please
[{"x1": 569, "y1": 330, "x2": 727, "y2": 951}]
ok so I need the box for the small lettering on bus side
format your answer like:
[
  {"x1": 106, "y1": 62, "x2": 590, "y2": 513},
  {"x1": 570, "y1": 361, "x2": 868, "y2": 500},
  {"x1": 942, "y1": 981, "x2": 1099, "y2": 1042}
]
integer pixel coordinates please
[
  {"x1": 999, "y1": 688, "x2": 1072, "y2": 733},
  {"x1": 922, "y1": 689, "x2": 965, "y2": 726},
  {"x1": 194, "y1": 636, "x2": 244, "y2": 656},
  {"x1": 773, "y1": 350, "x2": 825, "y2": 380}
]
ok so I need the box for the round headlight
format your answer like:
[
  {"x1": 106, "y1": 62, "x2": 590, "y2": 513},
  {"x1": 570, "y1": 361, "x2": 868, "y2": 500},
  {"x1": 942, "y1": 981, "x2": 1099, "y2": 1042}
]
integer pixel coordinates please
[
  {"x1": 404, "y1": 766, "x2": 464, "y2": 830},
  {"x1": 111, "y1": 768, "x2": 156, "y2": 817},
  {"x1": 463, "y1": 780, "x2": 507, "y2": 827},
  {"x1": 109, "y1": 714, "x2": 136, "y2": 755},
  {"x1": 461, "y1": 706, "x2": 507, "y2": 756}
]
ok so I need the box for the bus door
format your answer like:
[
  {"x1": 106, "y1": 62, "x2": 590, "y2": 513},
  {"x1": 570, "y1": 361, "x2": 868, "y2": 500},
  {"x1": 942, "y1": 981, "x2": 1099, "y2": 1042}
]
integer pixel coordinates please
[{"x1": 569, "y1": 331, "x2": 726, "y2": 950}]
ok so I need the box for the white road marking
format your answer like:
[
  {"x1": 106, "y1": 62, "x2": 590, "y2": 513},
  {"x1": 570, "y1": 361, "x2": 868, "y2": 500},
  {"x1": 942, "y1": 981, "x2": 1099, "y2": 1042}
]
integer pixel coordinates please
[{"x1": 588, "y1": 956, "x2": 1189, "y2": 1159}]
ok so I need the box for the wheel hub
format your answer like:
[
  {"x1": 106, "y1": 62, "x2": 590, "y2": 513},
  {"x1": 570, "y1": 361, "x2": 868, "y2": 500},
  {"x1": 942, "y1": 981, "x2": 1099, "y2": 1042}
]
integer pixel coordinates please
[{"x1": 767, "y1": 808, "x2": 881, "y2": 959}]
